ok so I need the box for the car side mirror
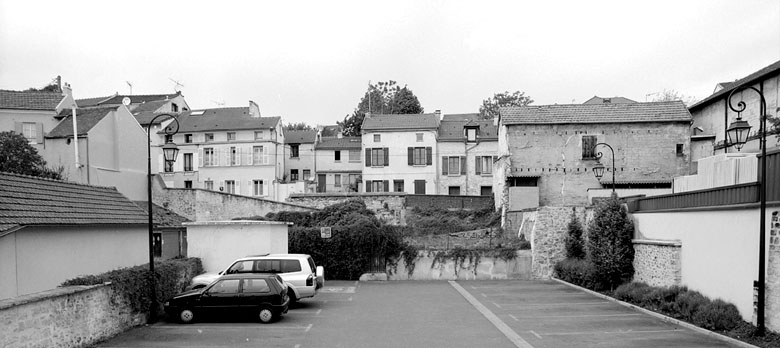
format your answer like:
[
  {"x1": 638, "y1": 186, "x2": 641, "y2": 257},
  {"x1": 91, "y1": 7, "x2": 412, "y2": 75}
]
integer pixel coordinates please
[{"x1": 218, "y1": 271, "x2": 223, "y2": 275}]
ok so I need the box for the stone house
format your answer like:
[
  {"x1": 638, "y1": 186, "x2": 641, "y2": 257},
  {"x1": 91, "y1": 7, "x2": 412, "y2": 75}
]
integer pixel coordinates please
[
  {"x1": 437, "y1": 113, "x2": 497, "y2": 196},
  {"x1": 495, "y1": 101, "x2": 692, "y2": 209},
  {"x1": 167, "y1": 101, "x2": 286, "y2": 200},
  {"x1": 313, "y1": 134, "x2": 362, "y2": 192},
  {"x1": 688, "y1": 59, "x2": 780, "y2": 167},
  {"x1": 283, "y1": 130, "x2": 317, "y2": 183},
  {"x1": 0, "y1": 172, "x2": 149, "y2": 300},
  {"x1": 361, "y1": 112, "x2": 440, "y2": 194}
]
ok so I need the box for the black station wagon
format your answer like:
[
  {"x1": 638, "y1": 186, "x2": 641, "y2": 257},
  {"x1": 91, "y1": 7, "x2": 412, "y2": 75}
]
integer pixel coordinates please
[{"x1": 164, "y1": 273, "x2": 289, "y2": 323}]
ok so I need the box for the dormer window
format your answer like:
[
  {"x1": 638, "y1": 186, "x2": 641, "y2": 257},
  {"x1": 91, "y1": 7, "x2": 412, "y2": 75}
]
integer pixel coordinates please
[{"x1": 466, "y1": 127, "x2": 478, "y2": 142}]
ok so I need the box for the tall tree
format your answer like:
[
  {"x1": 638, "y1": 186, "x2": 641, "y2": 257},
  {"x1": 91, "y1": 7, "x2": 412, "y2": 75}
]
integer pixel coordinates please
[
  {"x1": 479, "y1": 91, "x2": 533, "y2": 119},
  {"x1": 285, "y1": 122, "x2": 315, "y2": 131},
  {"x1": 0, "y1": 131, "x2": 63, "y2": 180},
  {"x1": 651, "y1": 89, "x2": 697, "y2": 106},
  {"x1": 339, "y1": 81, "x2": 424, "y2": 136}
]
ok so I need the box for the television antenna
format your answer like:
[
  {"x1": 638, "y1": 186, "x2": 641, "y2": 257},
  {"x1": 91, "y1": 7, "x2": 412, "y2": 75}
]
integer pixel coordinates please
[
  {"x1": 169, "y1": 78, "x2": 184, "y2": 92},
  {"x1": 126, "y1": 81, "x2": 133, "y2": 95}
]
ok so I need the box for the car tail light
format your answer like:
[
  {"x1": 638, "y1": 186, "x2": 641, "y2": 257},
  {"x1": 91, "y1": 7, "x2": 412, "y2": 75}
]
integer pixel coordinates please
[{"x1": 306, "y1": 274, "x2": 314, "y2": 286}]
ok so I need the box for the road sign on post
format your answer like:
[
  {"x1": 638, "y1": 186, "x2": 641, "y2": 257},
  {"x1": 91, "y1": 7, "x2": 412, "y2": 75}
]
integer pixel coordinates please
[{"x1": 320, "y1": 227, "x2": 332, "y2": 239}]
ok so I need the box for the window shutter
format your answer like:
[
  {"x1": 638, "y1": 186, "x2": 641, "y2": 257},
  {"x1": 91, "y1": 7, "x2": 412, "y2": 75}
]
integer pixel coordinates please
[
  {"x1": 475, "y1": 156, "x2": 482, "y2": 175},
  {"x1": 365, "y1": 148, "x2": 371, "y2": 167},
  {"x1": 408, "y1": 147, "x2": 414, "y2": 165},
  {"x1": 426, "y1": 147, "x2": 432, "y2": 165},
  {"x1": 36, "y1": 123, "x2": 44, "y2": 143},
  {"x1": 383, "y1": 180, "x2": 389, "y2": 192},
  {"x1": 365, "y1": 180, "x2": 372, "y2": 192},
  {"x1": 198, "y1": 148, "x2": 203, "y2": 167},
  {"x1": 460, "y1": 156, "x2": 466, "y2": 175},
  {"x1": 383, "y1": 148, "x2": 389, "y2": 166},
  {"x1": 236, "y1": 147, "x2": 242, "y2": 166},
  {"x1": 442, "y1": 156, "x2": 448, "y2": 175}
]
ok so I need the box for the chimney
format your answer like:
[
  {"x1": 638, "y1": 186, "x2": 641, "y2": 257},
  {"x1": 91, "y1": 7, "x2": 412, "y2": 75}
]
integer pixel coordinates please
[
  {"x1": 249, "y1": 100, "x2": 261, "y2": 118},
  {"x1": 56, "y1": 75, "x2": 62, "y2": 91},
  {"x1": 434, "y1": 110, "x2": 441, "y2": 119}
]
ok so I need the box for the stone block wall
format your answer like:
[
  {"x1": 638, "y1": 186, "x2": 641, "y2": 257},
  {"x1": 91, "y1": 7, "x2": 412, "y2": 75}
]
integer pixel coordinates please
[
  {"x1": 387, "y1": 250, "x2": 532, "y2": 280},
  {"x1": 767, "y1": 210, "x2": 780, "y2": 333},
  {"x1": 531, "y1": 206, "x2": 587, "y2": 279},
  {"x1": 288, "y1": 193, "x2": 406, "y2": 225},
  {"x1": 0, "y1": 284, "x2": 144, "y2": 348},
  {"x1": 632, "y1": 239, "x2": 682, "y2": 287}
]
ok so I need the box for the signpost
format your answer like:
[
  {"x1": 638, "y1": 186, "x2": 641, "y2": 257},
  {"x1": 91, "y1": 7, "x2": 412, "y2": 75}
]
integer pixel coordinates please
[{"x1": 320, "y1": 227, "x2": 331, "y2": 239}]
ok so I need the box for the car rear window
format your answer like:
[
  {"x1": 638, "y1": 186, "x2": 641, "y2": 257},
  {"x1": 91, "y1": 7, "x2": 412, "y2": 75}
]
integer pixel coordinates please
[
  {"x1": 243, "y1": 278, "x2": 270, "y2": 293},
  {"x1": 254, "y1": 259, "x2": 301, "y2": 273},
  {"x1": 307, "y1": 256, "x2": 316, "y2": 272}
]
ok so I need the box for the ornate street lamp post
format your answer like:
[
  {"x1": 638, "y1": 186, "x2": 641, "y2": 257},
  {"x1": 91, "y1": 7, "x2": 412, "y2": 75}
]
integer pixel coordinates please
[
  {"x1": 726, "y1": 84, "x2": 768, "y2": 335},
  {"x1": 591, "y1": 142, "x2": 615, "y2": 194},
  {"x1": 146, "y1": 114, "x2": 180, "y2": 323}
]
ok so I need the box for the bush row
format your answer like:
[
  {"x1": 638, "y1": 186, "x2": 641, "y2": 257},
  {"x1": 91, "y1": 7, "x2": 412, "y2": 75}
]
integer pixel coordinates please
[
  {"x1": 613, "y1": 282, "x2": 744, "y2": 332},
  {"x1": 60, "y1": 258, "x2": 203, "y2": 317}
]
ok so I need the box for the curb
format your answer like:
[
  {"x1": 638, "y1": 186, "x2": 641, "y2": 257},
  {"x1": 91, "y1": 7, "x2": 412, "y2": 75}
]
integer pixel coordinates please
[{"x1": 552, "y1": 278, "x2": 760, "y2": 348}]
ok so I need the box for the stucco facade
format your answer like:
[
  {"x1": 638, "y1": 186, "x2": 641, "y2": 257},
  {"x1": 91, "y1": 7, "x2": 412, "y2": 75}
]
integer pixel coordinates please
[
  {"x1": 362, "y1": 130, "x2": 439, "y2": 194},
  {"x1": 184, "y1": 221, "x2": 290, "y2": 273},
  {"x1": 313, "y1": 136, "x2": 362, "y2": 193}
]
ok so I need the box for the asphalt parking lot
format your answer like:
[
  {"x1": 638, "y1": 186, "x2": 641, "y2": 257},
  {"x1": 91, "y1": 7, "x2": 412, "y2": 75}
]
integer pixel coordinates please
[{"x1": 94, "y1": 280, "x2": 743, "y2": 348}]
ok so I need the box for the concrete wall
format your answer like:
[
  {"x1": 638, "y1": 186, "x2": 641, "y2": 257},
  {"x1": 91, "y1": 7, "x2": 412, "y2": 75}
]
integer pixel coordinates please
[
  {"x1": 362, "y1": 130, "x2": 439, "y2": 194},
  {"x1": 185, "y1": 221, "x2": 289, "y2": 273},
  {"x1": 152, "y1": 182, "x2": 316, "y2": 222},
  {"x1": 0, "y1": 284, "x2": 145, "y2": 348},
  {"x1": 632, "y1": 239, "x2": 682, "y2": 287},
  {"x1": 0, "y1": 225, "x2": 147, "y2": 300},
  {"x1": 632, "y1": 206, "x2": 774, "y2": 323},
  {"x1": 387, "y1": 250, "x2": 531, "y2": 280}
]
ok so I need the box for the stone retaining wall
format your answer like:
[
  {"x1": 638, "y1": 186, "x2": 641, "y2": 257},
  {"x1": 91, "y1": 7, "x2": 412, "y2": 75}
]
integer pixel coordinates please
[
  {"x1": 531, "y1": 206, "x2": 588, "y2": 279},
  {"x1": 386, "y1": 250, "x2": 531, "y2": 280},
  {"x1": 768, "y1": 210, "x2": 780, "y2": 333},
  {"x1": 288, "y1": 193, "x2": 405, "y2": 225},
  {"x1": 632, "y1": 239, "x2": 682, "y2": 287},
  {"x1": 0, "y1": 284, "x2": 143, "y2": 348}
]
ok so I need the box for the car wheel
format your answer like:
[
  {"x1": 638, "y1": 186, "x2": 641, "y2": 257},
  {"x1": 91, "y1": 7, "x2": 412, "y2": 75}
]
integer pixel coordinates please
[
  {"x1": 179, "y1": 309, "x2": 195, "y2": 324},
  {"x1": 258, "y1": 307, "x2": 274, "y2": 323},
  {"x1": 288, "y1": 287, "x2": 298, "y2": 304}
]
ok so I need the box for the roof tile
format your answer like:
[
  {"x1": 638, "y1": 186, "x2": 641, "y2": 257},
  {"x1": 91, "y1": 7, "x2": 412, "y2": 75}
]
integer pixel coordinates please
[
  {"x1": 314, "y1": 136, "x2": 362, "y2": 149},
  {"x1": 500, "y1": 101, "x2": 691, "y2": 125},
  {"x1": 361, "y1": 113, "x2": 440, "y2": 131},
  {"x1": 0, "y1": 90, "x2": 64, "y2": 110},
  {"x1": 284, "y1": 130, "x2": 317, "y2": 144},
  {"x1": 176, "y1": 108, "x2": 280, "y2": 132},
  {"x1": 47, "y1": 107, "x2": 118, "y2": 138}
]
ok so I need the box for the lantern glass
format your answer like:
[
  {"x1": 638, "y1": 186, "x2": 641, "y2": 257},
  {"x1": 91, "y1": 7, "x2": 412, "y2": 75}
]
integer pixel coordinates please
[
  {"x1": 727, "y1": 119, "x2": 751, "y2": 150},
  {"x1": 592, "y1": 161, "x2": 605, "y2": 179},
  {"x1": 162, "y1": 142, "x2": 179, "y2": 162}
]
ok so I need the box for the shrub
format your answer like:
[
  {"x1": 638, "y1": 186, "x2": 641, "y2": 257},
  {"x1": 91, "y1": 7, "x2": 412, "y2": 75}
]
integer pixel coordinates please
[
  {"x1": 554, "y1": 258, "x2": 596, "y2": 289},
  {"x1": 692, "y1": 299, "x2": 743, "y2": 331},
  {"x1": 587, "y1": 194, "x2": 635, "y2": 290},
  {"x1": 674, "y1": 290, "x2": 709, "y2": 322},
  {"x1": 564, "y1": 212, "x2": 585, "y2": 259},
  {"x1": 613, "y1": 282, "x2": 652, "y2": 303},
  {"x1": 61, "y1": 258, "x2": 203, "y2": 318}
]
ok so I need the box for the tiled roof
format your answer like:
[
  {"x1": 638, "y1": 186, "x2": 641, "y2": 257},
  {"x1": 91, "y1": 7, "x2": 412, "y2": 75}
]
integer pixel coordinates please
[
  {"x1": 361, "y1": 113, "x2": 440, "y2": 131},
  {"x1": 583, "y1": 96, "x2": 637, "y2": 105},
  {"x1": 0, "y1": 172, "x2": 148, "y2": 233},
  {"x1": 284, "y1": 130, "x2": 317, "y2": 144},
  {"x1": 176, "y1": 108, "x2": 281, "y2": 132},
  {"x1": 500, "y1": 101, "x2": 691, "y2": 125},
  {"x1": 133, "y1": 111, "x2": 174, "y2": 126},
  {"x1": 47, "y1": 107, "x2": 118, "y2": 138},
  {"x1": 689, "y1": 59, "x2": 780, "y2": 111},
  {"x1": 131, "y1": 100, "x2": 167, "y2": 114},
  {"x1": 133, "y1": 201, "x2": 190, "y2": 228},
  {"x1": 0, "y1": 90, "x2": 64, "y2": 110},
  {"x1": 438, "y1": 114, "x2": 498, "y2": 141},
  {"x1": 76, "y1": 95, "x2": 114, "y2": 107},
  {"x1": 315, "y1": 136, "x2": 362, "y2": 150}
]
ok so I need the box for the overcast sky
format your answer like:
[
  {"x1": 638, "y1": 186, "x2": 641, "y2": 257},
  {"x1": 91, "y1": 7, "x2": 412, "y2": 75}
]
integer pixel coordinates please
[{"x1": 1, "y1": 0, "x2": 779, "y2": 126}]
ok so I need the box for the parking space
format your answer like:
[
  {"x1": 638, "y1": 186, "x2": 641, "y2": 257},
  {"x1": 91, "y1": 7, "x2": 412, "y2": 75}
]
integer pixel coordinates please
[{"x1": 455, "y1": 280, "x2": 741, "y2": 348}]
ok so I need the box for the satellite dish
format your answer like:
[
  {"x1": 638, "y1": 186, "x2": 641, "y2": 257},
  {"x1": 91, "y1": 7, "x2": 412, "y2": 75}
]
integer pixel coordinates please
[{"x1": 122, "y1": 97, "x2": 131, "y2": 106}]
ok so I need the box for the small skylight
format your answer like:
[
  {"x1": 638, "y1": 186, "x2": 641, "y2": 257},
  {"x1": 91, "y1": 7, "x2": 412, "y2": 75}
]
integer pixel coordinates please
[{"x1": 190, "y1": 110, "x2": 204, "y2": 116}]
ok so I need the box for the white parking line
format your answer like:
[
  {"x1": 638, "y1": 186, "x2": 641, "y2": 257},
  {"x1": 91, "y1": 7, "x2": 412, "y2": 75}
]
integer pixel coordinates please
[
  {"x1": 481, "y1": 293, "x2": 487, "y2": 298},
  {"x1": 510, "y1": 313, "x2": 642, "y2": 319},
  {"x1": 493, "y1": 302, "x2": 502, "y2": 309},
  {"x1": 305, "y1": 324, "x2": 313, "y2": 332},
  {"x1": 449, "y1": 281, "x2": 534, "y2": 348},
  {"x1": 509, "y1": 314, "x2": 519, "y2": 322},
  {"x1": 539, "y1": 329, "x2": 681, "y2": 336},
  {"x1": 529, "y1": 331, "x2": 542, "y2": 339},
  {"x1": 294, "y1": 345, "x2": 301, "y2": 348},
  {"x1": 493, "y1": 301, "x2": 608, "y2": 307},
  {"x1": 151, "y1": 324, "x2": 311, "y2": 330}
]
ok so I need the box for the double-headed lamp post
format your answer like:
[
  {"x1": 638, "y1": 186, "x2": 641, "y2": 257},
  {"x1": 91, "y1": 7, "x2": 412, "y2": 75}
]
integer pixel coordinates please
[
  {"x1": 591, "y1": 142, "x2": 616, "y2": 194},
  {"x1": 147, "y1": 114, "x2": 180, "y2": 323},
  {"x1": 726, "y1": 84, "x2": 768, "y2": 335}
]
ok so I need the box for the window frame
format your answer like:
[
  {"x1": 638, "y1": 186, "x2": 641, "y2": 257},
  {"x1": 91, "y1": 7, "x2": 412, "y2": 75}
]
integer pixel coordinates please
[
  {"x1": 227, "y1": 132, "x2": 236, "y2": 141},
  {"x1": 183, "y1": 153, "x2": 193, "y2": 171},
  {"x1": 290, "y1": 169, "x2": 299, "y2": 181},
  {"x1": 205, "y1": 133, "x2": 214, "y2": 143},
  {"x1": 582, "y1": 135, "x2": 598, "y2": 160},
  {"x1": 225, "y1": 180, "x2": 236, "y2": 194},
  {"x1": 253, "y1": 180, "x2": 264, "y2": 196},
  {"x1": 290, "y1": 144, "x2": 300, "y2": 158}
]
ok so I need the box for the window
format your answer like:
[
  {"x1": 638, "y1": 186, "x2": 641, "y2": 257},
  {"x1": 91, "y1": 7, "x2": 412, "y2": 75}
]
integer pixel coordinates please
[
  {"x1": 205, "y1": 180, "x2": 214, "y2": 190},
  {"x1": 303, "y1": 169, "x2": 311, "y2": 181},
  {"x1": 205, "y1": 133, "x2": 214, "y2": 142},
  {"x1": 394, "y1": 180, "x2": 404, "y2": 192},
  {"x1": 349, "y1": 149, "x2": 361, "y2": 162},
  {"x1": 416, "y1": 133, "x2": 423, "y2": 142},
  {"x1": 184, "y1": 180, "x2": 193, "y2": 189},
  {"x1": 441, "y1": 156, "x2": 466, "y2": 176},
  {"x1": 225, "y1": 180, "x2": 236, "y2": 194},
  {"x1": 349, "y1": 174, "x2": 360, "y2": 192},
  {"x1": 185, "y1": 134, "x2": 193, "y2": 143},
  {"x1": 165, "y1": 134, "x2": 173, "y2": 143},
  {"x1": 204, "y1": 148, "x2": 215, "y2": 166},
  {"x1": 676, "y1": 144, "x2": 684, "y2": 156},
  {"x1": 481, "y1": 186, "x2": 492, "y2": 196},
  {"x1": 414, "y1": 180, "x2": 426, "y2": 194},
  {"x1": 164, "y1": 160, "x2": 174, "y2": 173},
  {"x1": 230, "y1": 147, "x2": 238, "y2": 166},
  {"x1": 171, "y1": 103, "x2": 178, "y2": 112},
  {"x1": 290, "y1": 169, "x2": 299, "y2": 181},
  {"x1": 209, "y1": 279, "x2": 239, "y2": 294},
  {"x1": 22, "y1": 122, "x2": 36, "y2": 141},
  {"x1": 366, "y1": 180, "x2": 388, "y2": 192},
  {"x1": 475, "y1": 156, "x2": 496, "y2": 175},
  {"x1": 243, "y1": 279, "x2": 270, "y2": 293},
  {"x1": 255, "y1": 131, "x2": 264, "y2": 140},
  {"x1": 227, "y1": 132, "x2": 236, "y2": 141},
  {"x1": 582, "y1": 135, "x2": 597, "y2": 159},
  {"x1": 184, "y1": 153, "x2": 193, "y2": 171},
  {"x1": 334, "y1": 174, "x2": 342, "y2": 187},
  {"x1": 334, "y1": 150, "x2": 341, "y2": 162},
  {"x1": 466, "y1": 128, "x2": 477, "y2": 142},
  {"x1": 366, "y1": 148, "x2": 388, "y2": 167},
  {"x1": 290, "y1": 144, "x2": 299, "y2": 158},
  {"x1": 373, "y1": 134, "x2": 381, "y2": 142},
  {"x1": 253, "y1": 180, "x2": 264, "y2": 196},
  {"x1": 449, "y1": 186, "x2": 461, "y2": 195},
  {"x1": 253, "y1": 146, "x2": 265, "y2": 165},
  {"x1": 408, "y1": 147, "x2": 432, "y2": 166}
]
